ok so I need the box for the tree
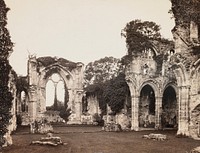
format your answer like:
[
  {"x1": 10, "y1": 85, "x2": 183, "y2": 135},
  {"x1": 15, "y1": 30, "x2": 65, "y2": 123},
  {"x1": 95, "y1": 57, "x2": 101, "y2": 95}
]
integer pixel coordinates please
[
  {"x1": 84, "y1": 57, "x2": 124, "y2": 114},
  {"x1": 121, "y1": 19, "x2": 161, "y2": 59},
  {"x1": 84, "y1": 56, "x2": 123, "y2": 88},
  {"x1": 103, "y1": 73, "x2": 131, "y2": 114},
  {"x1": 0, "y1": 0, "x2": 14, "y2": 147}
]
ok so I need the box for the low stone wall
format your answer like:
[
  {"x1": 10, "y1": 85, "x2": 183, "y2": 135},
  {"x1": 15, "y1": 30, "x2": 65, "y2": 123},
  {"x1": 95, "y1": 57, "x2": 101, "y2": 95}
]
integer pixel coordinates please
[
  {"x1": 103, "y1": 123, "x2": 122, "y2": 132},
  {"x1": 81, "y1": 115, "x2": 93, "y2": 124},
  {"x1": 116, "y1": 113, "x2": 131, "y2": 130}
]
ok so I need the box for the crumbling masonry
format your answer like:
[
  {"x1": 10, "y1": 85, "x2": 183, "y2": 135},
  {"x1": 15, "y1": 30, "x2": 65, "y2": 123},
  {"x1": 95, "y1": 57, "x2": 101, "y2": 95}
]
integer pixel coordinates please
[
  {"x1": 16, "y1": 56, "x2": 84, "y2": 125},
  {"x1": 126, "y1": 19, "x2": 200, "y2": 139}
]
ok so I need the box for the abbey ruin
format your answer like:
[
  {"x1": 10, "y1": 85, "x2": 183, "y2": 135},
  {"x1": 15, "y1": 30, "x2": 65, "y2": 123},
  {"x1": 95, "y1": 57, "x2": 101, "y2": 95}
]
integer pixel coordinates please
[{"x1": 1, "y1": 0, "x2": 200, "y2": 148}]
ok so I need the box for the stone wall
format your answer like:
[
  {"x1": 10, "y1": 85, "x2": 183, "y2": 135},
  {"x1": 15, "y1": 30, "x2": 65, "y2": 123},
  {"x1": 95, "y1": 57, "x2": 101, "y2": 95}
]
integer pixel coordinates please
[
  {"x1": 26, "y1": 56, "x2": 84, "y2": 126},
  {"x1": 8, "y1": 70, "x2": 17, "y2": 133},
  {"x1": 87, "y1": 96, "x2": 101, "y2": 116}
]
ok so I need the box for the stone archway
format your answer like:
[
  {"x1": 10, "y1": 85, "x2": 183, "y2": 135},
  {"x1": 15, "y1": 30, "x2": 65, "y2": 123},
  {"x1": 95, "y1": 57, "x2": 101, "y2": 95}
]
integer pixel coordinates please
[
  {"x1": 139, "y1": 85, "x2": 156, "y2": 128},
  {"x1": 27, "y1": 56, "x2": 84, "y2": 124},
  {"x1": 161, "y1": 86, "x2": 177, "y2": 129}
]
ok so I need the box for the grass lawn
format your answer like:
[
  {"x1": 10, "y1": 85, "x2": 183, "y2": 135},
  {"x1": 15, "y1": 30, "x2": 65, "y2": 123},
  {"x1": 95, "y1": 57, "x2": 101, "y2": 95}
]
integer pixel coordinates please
[{"x1": 1, "y1": 125, "x2": 200, "y2": 153}]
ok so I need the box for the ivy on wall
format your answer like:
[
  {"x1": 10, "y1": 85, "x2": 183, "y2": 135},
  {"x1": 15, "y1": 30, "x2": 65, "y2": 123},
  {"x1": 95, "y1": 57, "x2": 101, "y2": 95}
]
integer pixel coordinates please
[
  {"x1": 170, "y1": 0, "x2": 200, "y2": 26},
  {"x1": 37, "y1": 56, "x2": 77, "y2": 71},
  {"x1": 0, "y1": 0, "x2": 14, "y2": 147}
]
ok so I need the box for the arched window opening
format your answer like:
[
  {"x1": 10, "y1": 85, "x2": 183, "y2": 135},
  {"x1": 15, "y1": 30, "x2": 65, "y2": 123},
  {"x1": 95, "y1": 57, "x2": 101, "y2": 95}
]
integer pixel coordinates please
[
  {"x1": 46, "y1": 73, "x2": 65, "y2": 111},
  {"x1": 162, "y1": 86, "x2": 177, "y2": 129},
  {"x1": 139, "y1": 85, "x2": 155, "y2": 128},
  {"x1": 21, "y1": 91, "x2": 28, "y2": 112}
]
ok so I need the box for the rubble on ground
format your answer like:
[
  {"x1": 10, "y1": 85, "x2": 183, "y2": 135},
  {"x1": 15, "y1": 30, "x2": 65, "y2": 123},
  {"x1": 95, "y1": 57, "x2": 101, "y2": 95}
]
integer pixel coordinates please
[
  {"x1": 142, "y1": 133, "x2": 167, "y2": 141},
  {"x1": 31, "y1": 133, "x2": 67, "y2": 146}
]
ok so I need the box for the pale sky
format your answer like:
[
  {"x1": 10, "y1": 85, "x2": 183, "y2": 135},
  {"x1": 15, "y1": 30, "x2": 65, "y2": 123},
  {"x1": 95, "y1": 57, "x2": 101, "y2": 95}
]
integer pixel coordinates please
[{"x1": 6, "y1": 0, "x2": 175, "y2": 76}]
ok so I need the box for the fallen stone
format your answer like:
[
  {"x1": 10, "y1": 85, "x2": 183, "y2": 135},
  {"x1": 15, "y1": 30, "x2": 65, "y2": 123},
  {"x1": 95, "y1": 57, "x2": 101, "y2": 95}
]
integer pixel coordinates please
[
  {"x1": 191, "y1": 146, "x2": 200, "y2": 153},
  {"x1": 31, "y1": 133, "x2": 65, "y2": 146},
  {"x1": 41, "y1": 136, "x2": 62, "y2": 144},
  {"x1": 103, "y1": 123, "x2": 122, "y2": 132},
  {"x1": 143, "y1": 133, "x2": 167, "y2": 141},
  {"x1": 31, "y1": 140, "x2": 58, "y2": 146}
]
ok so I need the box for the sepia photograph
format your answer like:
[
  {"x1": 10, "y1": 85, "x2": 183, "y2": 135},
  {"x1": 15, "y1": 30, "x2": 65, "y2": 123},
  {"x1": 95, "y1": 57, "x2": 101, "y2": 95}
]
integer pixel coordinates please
[{"x1": 0, "y1": 0, "x2": 200, "y2": 152}]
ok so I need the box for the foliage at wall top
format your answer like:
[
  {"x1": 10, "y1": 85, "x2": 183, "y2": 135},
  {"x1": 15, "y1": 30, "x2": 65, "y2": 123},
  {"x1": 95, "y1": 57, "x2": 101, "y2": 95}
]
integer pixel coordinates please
[
  {"x1": 37, "y1": 56, "x2": 79, "y2": 71},
  {"x1": 121, "y1": 19, "x2": 161, "y2": 58}
]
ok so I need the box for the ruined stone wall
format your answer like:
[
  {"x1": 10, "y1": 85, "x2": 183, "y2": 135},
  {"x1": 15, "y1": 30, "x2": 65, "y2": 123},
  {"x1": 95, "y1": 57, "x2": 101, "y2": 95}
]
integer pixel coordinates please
[
  {"x1": 170, "y1": 2, "x2": 200, "y2": 137},
  {"x1": 87, "y1": 95, "x2": 101, "y2": 116},
  {"x1": 125, "y1": 39, "x2": 178, "y2": 131},
  {"x1": 26, "y1": 56, "x2": 84, "y2": 125},
  {"x1": 8, "y1": 70, "x2": 17, "y2": 132}
]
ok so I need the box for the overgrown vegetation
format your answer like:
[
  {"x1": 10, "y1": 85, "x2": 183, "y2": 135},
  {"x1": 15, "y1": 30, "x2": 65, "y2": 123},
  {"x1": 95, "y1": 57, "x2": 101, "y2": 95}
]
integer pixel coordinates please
[
  {"x1": 37, "y1": 56, "x2": 77, "y2": 71},
  {"x1": 121, "y1": 19, "x2": 174, "y2": 75},
  {"x1": 103, "y1": 73, "x2": 131, "y2": 114},
  {"x1": 170, "y1": 0, "x2": 200, "y2": 26},
  {"x1": 84, "y1": 57, "x2": 127, "y2": 115},
  {"x1": 85, "y1": 73, "x2": 131, "y2": 115},
  {"x1": 0, "y1": 0, "x2": 14, "y2": 147},
  {"x1": 170, "y1": 0, "x2": 200, "y2": 57},
  {"x1": 121, "y1": 19, "x2": 161, "y2": 59},
  {"x1": 84, "y1": 56, "x2": 123, "y2": 88}
]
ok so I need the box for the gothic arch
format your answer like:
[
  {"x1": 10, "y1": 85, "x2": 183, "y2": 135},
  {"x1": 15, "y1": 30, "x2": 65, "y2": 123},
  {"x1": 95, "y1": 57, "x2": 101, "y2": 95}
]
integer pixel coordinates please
[
  {"x1": 37, "y1": 64, "x2": 75, "y2": 113},
  {"x1": 162, "y1": 82, "x2": 178, "y2": 97},
  {"x1": 161, "y1": 85, "x2": 178, "y2": 128},
  {"x1": 27, "y1": 56, "x2": 84, "y2": 124},
  {"x1": 125, "y1": 76, "x2": 138, "y2": 96},
  {"x1": 139, "y1": 79, "x2": 160, "y2": 98},
  {"x1": 172, "y1": 63, "x2": 188, "y2": 86},
  {"x1": 190, "y1": 58, "x2": 200, "y2": 79},
  {"x1": 139, "y1": 84, "x2": 156, "y2": 128},
  {"x1": 190, "y1": 60, "x2": 200, "y2": 112}
]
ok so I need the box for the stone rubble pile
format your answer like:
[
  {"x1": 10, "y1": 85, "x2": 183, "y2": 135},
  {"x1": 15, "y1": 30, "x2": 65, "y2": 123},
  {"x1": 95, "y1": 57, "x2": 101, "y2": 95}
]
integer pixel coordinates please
[
  {"x1": 31, "y1": 133, "x2": 67, "y2": 146},
  {"x1": 191, "y1": 146, "x2": 200, "y2": 153},
  {"x1": 102, "y1": 123, "x2": 122, "y2": 132},
  {"x1": 142, "y1": 133, "x2": 167, "y2": 141}
]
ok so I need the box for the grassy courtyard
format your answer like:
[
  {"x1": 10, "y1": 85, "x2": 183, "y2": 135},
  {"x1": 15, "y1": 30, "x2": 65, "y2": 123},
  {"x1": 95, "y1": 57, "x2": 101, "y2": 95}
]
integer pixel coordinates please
[{"x1": 2, "y1": 125, "x2": 200, "y2": 153}]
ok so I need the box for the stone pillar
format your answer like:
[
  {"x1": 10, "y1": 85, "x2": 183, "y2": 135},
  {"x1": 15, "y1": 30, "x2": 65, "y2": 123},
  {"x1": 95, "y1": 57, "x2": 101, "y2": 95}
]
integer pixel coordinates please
[
  {"x1": 75, "y1": 90, "x2": 83, "y2": 123},
  {"x1": 28, "y1": 85, "x2": 37, "y2": 122},
  {"x1": 177, "y1": 86, "x2": 190, "y2": 136},
  {"x1": 38, "y1": 87, "x2": 46, "y2": 113},
  {"x1": 28, "y1": 56, "x2": 38, "y2": 124},
  {"x1": 155, "y1": 97, "x2": 162, "y2": 129},
  {"x1": 131, "y1": 95, "x2": 139, "y2": 131}
]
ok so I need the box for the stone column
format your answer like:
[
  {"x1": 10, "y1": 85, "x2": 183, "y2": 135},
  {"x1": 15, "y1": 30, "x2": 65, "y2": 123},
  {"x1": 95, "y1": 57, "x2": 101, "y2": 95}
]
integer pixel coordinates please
[
  {"x1": 75, "y1": 90, "x2": 83, "y2": 123},
  {"x1": 131, "y1": 95, "x2": 139, "y2": 131},
  {"x1": 28, "y1": 85, "x2": 37, "y2": 121},
  {"x1": 177, "y1": 86, "x2": 190, "y2": 136},
  {"x1": 27, "y1": 56, "x2": 38, "y2": 124},
  {"x1": 39, "y1": 87, "x2": 46, "y2": 113},
  {"x1": 155, "y1": 97, "x2": 162, "y2": 129}
]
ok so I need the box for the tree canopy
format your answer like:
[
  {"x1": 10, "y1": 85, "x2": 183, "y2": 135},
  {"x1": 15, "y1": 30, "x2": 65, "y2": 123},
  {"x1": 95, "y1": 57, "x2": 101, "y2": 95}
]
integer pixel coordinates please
[
  {"x1": 103, "y1": 73, "x2": 131, "y2": 114},
  {"x1": 121, "y1": 19, "x2": 161, "y2": 58},
  {"x1": 84, "y1": 56, "x2": 123, "y2": 88}
]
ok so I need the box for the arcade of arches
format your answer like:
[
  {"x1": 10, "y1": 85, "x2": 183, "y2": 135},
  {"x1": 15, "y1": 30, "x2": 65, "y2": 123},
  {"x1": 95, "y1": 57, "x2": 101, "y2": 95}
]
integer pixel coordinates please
[{"x1": 13, "y1": 22, "x2": 200, "y2": 139}]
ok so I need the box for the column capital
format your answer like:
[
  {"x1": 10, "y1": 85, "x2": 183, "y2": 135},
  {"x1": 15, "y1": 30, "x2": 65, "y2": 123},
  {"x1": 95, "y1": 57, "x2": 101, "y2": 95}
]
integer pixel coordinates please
[{"x1": 178, "y1": 85, "x2": 191, "y2": 89}]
